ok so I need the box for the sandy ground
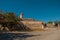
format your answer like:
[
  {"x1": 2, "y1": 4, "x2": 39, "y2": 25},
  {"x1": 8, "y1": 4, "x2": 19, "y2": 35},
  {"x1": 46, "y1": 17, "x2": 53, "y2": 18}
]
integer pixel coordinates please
[
  {"x1": 0, "y1": 28, "x2": 60, "y2": 40},
  {"x1": 23, "y1": 28, "x2": 60, "y2": 40}
]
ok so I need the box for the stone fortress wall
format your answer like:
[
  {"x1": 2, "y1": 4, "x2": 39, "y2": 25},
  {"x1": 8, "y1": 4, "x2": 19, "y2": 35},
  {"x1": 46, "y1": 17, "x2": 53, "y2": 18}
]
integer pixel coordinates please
[
  {"x1": 21, "y1": 21, "x2": 44, "y2": 30},
  {"x1": 19, "y1": 13, "x2": 45, "y2": 30}
]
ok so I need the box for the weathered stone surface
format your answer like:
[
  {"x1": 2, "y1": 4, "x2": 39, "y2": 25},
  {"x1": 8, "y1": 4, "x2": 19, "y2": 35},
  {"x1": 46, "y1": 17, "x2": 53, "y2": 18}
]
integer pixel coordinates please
[
  {"x1": 20, "y1": 21, "x2": 44, "y2": 30},
  {"x1": 47, "y1": 23, "x2": 55, "y2": 28}
]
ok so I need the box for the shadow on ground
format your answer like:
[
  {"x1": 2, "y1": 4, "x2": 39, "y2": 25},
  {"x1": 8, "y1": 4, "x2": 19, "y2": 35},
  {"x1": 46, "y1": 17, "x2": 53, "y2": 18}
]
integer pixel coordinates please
[{"x1": 0, "y1": 33, "x2": 40, "y2": 40}]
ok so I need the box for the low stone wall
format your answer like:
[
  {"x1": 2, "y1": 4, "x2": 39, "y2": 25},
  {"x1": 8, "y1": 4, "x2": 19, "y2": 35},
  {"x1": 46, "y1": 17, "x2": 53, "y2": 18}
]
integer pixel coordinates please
[{"x1": 20, "y1": 21, "x2": 44, "y2": 30}]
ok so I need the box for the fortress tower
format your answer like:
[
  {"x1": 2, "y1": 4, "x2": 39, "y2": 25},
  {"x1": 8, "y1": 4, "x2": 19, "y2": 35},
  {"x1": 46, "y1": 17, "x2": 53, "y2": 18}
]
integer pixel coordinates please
[{"x1": 20, "y1": 12, "x2": 24, "y2": 18}]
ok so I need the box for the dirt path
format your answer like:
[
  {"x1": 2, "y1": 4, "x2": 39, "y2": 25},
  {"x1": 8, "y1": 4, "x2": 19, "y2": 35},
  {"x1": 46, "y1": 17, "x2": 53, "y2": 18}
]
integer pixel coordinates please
[
  {"x1": 40, "y1": 30, "x2": 60, "y2": 40},
  {"x1": 25, "y1": 28, "x2": 60, "y2": 40}
]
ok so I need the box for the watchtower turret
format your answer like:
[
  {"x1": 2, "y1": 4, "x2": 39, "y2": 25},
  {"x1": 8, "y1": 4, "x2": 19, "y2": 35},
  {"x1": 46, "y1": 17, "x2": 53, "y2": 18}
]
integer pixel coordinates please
[{"x1": 20, "y1": 12, "x2": 24, "y2": 18}]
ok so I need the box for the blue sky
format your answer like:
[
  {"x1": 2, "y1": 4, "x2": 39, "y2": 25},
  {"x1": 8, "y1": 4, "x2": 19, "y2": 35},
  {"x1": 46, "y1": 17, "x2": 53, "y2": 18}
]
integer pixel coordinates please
[{"x1": 0, "y1": 0, "x2": 60, "y2": 22}]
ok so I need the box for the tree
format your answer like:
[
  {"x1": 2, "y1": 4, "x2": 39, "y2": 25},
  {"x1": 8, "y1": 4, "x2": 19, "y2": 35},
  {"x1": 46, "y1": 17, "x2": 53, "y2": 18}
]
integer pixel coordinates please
[
  {"x1": 54, "y1": 21, "x2": 60, "y2": 27},
  {"x1": 55, "y1": 21, "x2": 60, "y2": 24},
  {"x1": 4, "y1": 12, "x2": 18, "y2": 30},
  {"x1": 47, "y1": 21, "x2": 53, "y2": 24}
]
